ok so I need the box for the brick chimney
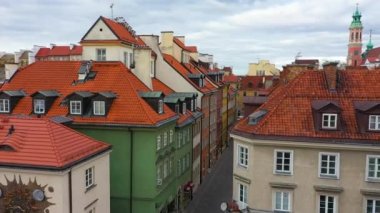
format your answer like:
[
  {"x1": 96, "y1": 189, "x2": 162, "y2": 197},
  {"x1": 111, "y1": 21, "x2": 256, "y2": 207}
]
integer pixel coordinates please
[{"x1": 323, "y1": 62, "x2": 339, "y2": 91}]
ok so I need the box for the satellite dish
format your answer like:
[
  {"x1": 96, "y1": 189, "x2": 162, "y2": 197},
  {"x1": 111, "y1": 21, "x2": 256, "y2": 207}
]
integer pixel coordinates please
[{"x1": 220, "y1": 202, "x2": 227, "y2": 211}]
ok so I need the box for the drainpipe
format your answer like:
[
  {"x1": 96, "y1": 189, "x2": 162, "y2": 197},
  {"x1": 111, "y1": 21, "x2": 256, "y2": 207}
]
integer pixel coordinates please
[
  {"x1": 69, "y1": 170, "x2": 73, "y2": 213},
  {"x1": 130, "y1": 129, "x2": 134, "y2": 213}
]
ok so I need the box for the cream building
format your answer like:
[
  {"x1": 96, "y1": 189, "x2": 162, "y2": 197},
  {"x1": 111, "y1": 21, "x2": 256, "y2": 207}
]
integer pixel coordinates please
[
  {"x1": 0, "y1": 117, "x2": 111, "y2": 213},
  {"x1": 231, "y1": 63, "x2": 380, "y2": 212},
  {"x1": 247, "y1": 60, "x2": 280, "y2": 76}
]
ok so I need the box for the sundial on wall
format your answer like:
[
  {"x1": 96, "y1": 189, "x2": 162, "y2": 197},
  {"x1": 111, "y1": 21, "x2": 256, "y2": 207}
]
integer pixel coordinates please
[{"x1": 0, "y1": 175, "x2": 54, "y2": 213}]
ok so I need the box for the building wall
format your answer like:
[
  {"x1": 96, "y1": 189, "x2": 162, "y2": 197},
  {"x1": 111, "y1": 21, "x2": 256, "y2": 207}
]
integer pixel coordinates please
[
  {"x1": 83, "y1": 19, "x2": 118, "y2": 41},
  {"x1": 0, "y1": 151, "x2": 110, "y2": 213},
  {"x1": 232, "y1": 136, "x2": 380, "y2": 212},
  {"x1": 82, "y1": 44, "x2": 133, "y2": 63},
  {"x1": 201, "y1": 95, "x2": 210, "y2": 178},
  {"x1": 209, "y1": 93, "x2": 218, "y2": 167},
  {"x1": 192, "y1": 117, "x2": 202, "y2": 191},
  {"x1": 133, "y1": 48, "x2": 154, "y2": 89},
  {"x1": 222, "y1": 84, "x2": 228, "y2": 149},
  {"x1": 247, "y1": 60, "x2": 279, "y2": 76}
]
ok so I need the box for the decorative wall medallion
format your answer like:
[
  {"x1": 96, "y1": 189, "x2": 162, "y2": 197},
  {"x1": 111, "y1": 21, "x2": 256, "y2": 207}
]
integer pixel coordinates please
[{"x1": 0, "y1": 175, "x2": 54, "y2": 213}]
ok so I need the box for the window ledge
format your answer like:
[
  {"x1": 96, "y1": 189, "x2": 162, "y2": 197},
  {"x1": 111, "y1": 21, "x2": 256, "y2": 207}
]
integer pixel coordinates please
[
  {"x1": 319, "y1": 174, "x2": 339, "y2": 180},
  {"x1": 274, "y1": 171, "x2": 292, "y2": 176},
  {"x1": 237, "y1": 164, "x2": 248, "y2": 169},
  {"x1": 361, "y1": 189, "x2": 380, "y2": 196},
  {"x1": 365, "y1": 178, "x2": 380, "y2": 183},
  {"x1": 85, "y1": 184, "x2": 97, "y2": 193},
  {"x1": 314, "y1": 185, "x2": 343, "y2": 193},
  {"x1": 270, "y1": 182, "x2": 297, "y2": 189}
]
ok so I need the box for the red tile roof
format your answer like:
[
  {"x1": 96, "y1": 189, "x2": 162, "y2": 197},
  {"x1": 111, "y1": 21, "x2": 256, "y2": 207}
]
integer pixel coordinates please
[
  {"x1": 35, "y1": 48, "x2": 50, "y2": 57},
  {"x1": 223, "y1": 74, "x2": 240, "y2": 83},
  {"x1": 70, "y1": 45, "x2": 83, "y2": 55},
  {"x1": 95, "y1": 16, "x2": 141, "y2": 45},
  {"x1": 0, "y1": 116, "x2": 110, "y2": 169},
  {"x1": 163, "y1": 54, "x2": 216, "y2": 94},
  {"x1": 49, "y1": 46, "x2": 71, "y2": 56},
  {"x1": 233, "y1": 68, "x2": 380, "y2": 142},
  {"x1": 173, "y1": 38, "x2": 197, "y2": 53},
  {"x1": 241, "y1": 76, "x2": 273, "y2": 90},
  {"x1": 364, "y1": 47, "x2": 380, "y2": 63},
  {"x1": 1, "y1": 61, "x2": 177, "y2": 126}
]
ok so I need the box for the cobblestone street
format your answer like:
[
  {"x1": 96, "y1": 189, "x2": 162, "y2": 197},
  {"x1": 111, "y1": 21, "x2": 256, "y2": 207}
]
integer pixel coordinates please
[{"x1": 186, "y1": 142, "x2": 233, "y2": 213}]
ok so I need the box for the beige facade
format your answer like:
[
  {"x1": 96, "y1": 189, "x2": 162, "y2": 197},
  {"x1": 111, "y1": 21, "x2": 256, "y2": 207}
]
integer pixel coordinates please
[
  {"x1": 0, "y1": 152, "x2": 110, "y2": 213},
  {"x1": 247, "y1": 60, "x2": 279, "y2": 76},
  {"x1": 231, "y1": 134, "x2": 380, "y2": 212}
]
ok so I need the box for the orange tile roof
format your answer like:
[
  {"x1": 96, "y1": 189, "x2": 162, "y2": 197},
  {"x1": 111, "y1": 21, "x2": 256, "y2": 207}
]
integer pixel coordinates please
[
  {"x1": 35, "y1": 48, "x2": 50, "y2": 57},
  {"x1": 70, "y1": 45, "x2": 83, "y2": 55},
  {"x1": 173, "y1": 38, "x2": 197, "y2": 53},
  {"x1": 1, "y1": 61, "x2": 177, "y2": 126},
  {"x1": 49, "y1": 46, "x2": 71, "y2": 56},
  {"x1": 163, "y1": 54, "x2": 216, "y2": 94},
  {"x1": 99, "y1": 16, "x2": 141, "y2": 45},
  {"x1": 0, "y1": 116, "x2": 110, "y2": 169},
  {"x1": 233, "y1": 68, "x2": 380, "y2": 142},
  {"x1": 223, "y1": 74, "x2": 240, "y2": 83}
]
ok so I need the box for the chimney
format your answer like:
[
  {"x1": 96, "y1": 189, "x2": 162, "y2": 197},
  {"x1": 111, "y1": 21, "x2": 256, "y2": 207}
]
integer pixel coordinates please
[
  {"x1": 323, "y1": 62, "x2": 339, "y2": 91},
  {"x1": 70, "y1": 43, "x2": 75, "y2": 50},
  {"x1": 50, "y1": 43, "x2": 56, "y2": 49},
  {"x1": 175, "y1": 36, "x2": 185, "y2": 44},
  {"x1": 160, "y1": 31, "x2": 174, "y2": 56}
]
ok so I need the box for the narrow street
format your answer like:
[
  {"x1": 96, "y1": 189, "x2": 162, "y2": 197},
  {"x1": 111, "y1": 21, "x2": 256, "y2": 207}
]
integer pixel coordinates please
[{"x1": 186, "y1": 142, "x2": 233, "y2": 213}]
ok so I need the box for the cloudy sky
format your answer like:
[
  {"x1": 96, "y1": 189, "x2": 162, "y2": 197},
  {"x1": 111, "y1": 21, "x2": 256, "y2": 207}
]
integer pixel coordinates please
[{"x1": 1, "y1": 0, "x2": 379, "y2": 75}]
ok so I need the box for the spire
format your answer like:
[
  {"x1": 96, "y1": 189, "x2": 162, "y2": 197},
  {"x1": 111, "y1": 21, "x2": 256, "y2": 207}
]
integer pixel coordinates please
[
  {"x1": 367, "y1": 29, "x2": 374, "y2": 50},
  {"x1": 350, "y1": 3, "x2": 362, "y2": 29}
]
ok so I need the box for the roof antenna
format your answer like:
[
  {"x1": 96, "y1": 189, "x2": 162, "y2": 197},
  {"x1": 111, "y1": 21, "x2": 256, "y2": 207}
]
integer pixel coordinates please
[{"x1": 110, "y1": 3, "x2": 114, "y2": 19}]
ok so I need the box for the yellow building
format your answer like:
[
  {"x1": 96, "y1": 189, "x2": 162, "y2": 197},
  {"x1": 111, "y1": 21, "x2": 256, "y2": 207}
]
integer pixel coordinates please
[{"x1": 247, "y1": 60, "x2": 279, "y2": 76}]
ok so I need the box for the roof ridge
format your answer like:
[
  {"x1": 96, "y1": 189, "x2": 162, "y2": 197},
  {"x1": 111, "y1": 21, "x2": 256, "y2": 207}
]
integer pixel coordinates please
[{"x1": 46, "y1": 119, "x2": 63, "y2": 167}]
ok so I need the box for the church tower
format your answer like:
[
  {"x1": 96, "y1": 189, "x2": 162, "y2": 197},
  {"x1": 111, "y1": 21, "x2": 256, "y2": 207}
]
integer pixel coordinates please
[{"x1": 347, "y1": 4, "x2": 363, "y2": 66}]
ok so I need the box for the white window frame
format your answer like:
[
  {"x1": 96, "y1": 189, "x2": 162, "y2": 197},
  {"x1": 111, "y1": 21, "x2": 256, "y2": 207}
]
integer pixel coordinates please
[
  {"x1": 369, "y1": 115, "x2": 380, "y2": 130},
  {"x1": 365, "y1": 198, "x2": 380, "y2": 213},
  {"x1": 158, "y1": 99, "x2": 164, "y2": 114},
  {"x1": 163, "y1": 159, "x2": 168, "y2": 179},
  {"x1": 163, "y1": 132, "x2": 168, "y2": 147},
  {"x1": 322, "y1": 113, "x2": 338, "y2": 129},
  {"x1": 318, "y1": 194, "x2": 337, "y2": 213},
  {"x1": 169, "y1": 130, "x2": 173, "y2": 144},
  {"x1": 237, "y1": 144, "x2": 248, "y2": 168},
  {"x1": 273, "y1": 191, "x2": 292, "y2": 212},
  {"x1": 156, "y1": 135, "x2": 161, "y2": 151},
  {"x1": 191, "y1": 99, "x2": 194, "y2": 111},
  {"x1": 274, "y1": 149, "x2": 293, "y2": 175},
  {"x1": 34, "y1": 99, "x2": 45, "y2": 114},
  {"x1": 0, "y1": 99, "x2": 10, "y2": 113},
  {"x1": 70, "y1": 100, "x2": 81, "y2": 115},
  {"x1": 318, "y1": 152, "x2": 340, "y2": 179},
  {"x1": 238, "y1": 183, "x2": 248, "y2": 209},
  {"x1": 85, "y1": 167, "x2": 95, "y2": 189},
  {"x1": 182, "y1": 102, "x2": 186, "y2": 114},
  {"x1": 124, "y1": 52, "x2": 128, "y2": 67},
  {"x1": 366, "y1": 155, "x2": 380, "y2": 181},
  {"x1": 150, "y1": 60, "x2": 155, "y2": 77},
  {"x1": 96, "y1": 48, "x2": 106, "y2": 61},
  {"x1": 93, "y1": 101, "x2": 105, "y2": 115}
]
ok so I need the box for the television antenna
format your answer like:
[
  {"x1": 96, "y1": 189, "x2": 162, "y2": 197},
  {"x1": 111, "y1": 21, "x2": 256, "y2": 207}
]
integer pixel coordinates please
[{"x1": 110, "y1": 3, "x2": 114, "y2": 19}]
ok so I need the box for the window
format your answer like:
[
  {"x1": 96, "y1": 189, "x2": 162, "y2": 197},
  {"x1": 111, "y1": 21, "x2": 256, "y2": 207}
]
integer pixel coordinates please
[
  {"x1": 70, "y1": 101, "x2": 81, "y2": 115},
  {"x1": 129, "y1": 53, "x2": 133, "y2": 67},
  {"x1": 322, "y1": 113, "x2": 337, "y2": 129},
  {"x1": 34, "y1": 99, "x2": 45, "y2": 114},
  {"x1": 169, "y1": 157, "x2": 173, "y2": 174},
  {"x1": 156, "y1": 135, "x2": 161, "y2": 151},
  {"x1": 274, "y1": 150, "x2": 293, "y2": 174},
  {"x1": 319, "y1": 152, "x2": 339, "y2": 178},
  {"x1": 238, "y1": 183, "x2": 248, "y2": 209},
  {"x1": 178, "y1": 132, "x2": 182, "y2": 148},
  {"x1": 175, "y1": 104, "x2": 179, "y2": 113},
  {"x1": 182, "y1": 102, "x2": 186, "y2": 114},
  {"x1": 85, "y1": 167, "x2": 94, "y2": 189},
  {"x1": 124, "y1": 52, "x2": 128, "y2": 66},
  {"x1": 169, "y1": 130, "x2": 173, "y2": 144},
  {"x1": 96, "y1": 48, "x2": 106, "y2": 61},
  {"x1": 163, "y1": 159, "x2": 168, "y2": 179},
  {"x1": 0, "y1": 99, "x2": 9, "y2": 113},
  {"x1": 93, "y1": 101, "x2": 105, "y2": 115},
  {"x1": 319, "y1": 195, "x2": 336, "y2": 213},
  {"x1": 366, "y1": 199, "x2": 380, "y2": 213},
  {"x1": 88, "y1": 207, "x2": 95, "y2": 213},
  {"x1": 274, "y1": 191, "x2": 291, "y2": 212},
  {"x1": 150, "y1": 61, "x2": 155, "y2": 77},
  {"x1": 163, "y1": 132, "x2": 168, "y2": 147},
  {"x1": 191, "y1": 99, "x2": 194, "y2": 111},
  {"x1": 369, "y1": 115, "x2": 380, "y2": 130},
  {"x1": 366, "y1": 155, "x2": 380, "y2": 180},
  {"x1": 158, "y1": 100, "x2": 164, "y2": 114},
  {"x1": 237, "y1": 144, "x2": 248, "y2": 168},
  {"x1": 156, "y1": 164, "x2": 162, "y2": 185}
]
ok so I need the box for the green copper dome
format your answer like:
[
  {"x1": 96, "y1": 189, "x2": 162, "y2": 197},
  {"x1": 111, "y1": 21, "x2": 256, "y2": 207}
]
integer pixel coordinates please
[{"x1": 350, "y1": 5, "x2": 362, "y2": 28}]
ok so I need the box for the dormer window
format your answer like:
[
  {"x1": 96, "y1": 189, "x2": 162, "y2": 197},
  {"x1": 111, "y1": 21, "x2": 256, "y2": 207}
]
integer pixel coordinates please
[
  {"x1": 31, "y1": 90, "x2": 59, "y2": 115},
  {"x1": 248, "y1": 110, "x2": 267, "y2": 125},
  {"x1": 175, "y1": 104, "x2": 180, "y2": 113},
  {"x1": 34, "y1": 99, "x2": 45, "y2": 114},
  {"x1": 158, "y1": 99, "x2": 164, "y2": 114},
  {"x1": 191, "y1": 99, "x2": 194, "y2": 111},
  {"x1": 322, "y1": 113, "x2": 337, "y2": 129},
  {"x1": 0, "y1": 99, "x2": 10, "y2": 113},
  {"x1": 70, "y1": 101, "x2": 82, "y2": 115},
  {"x1": 369, "y1": 115, "x2": 380, "y2": 130},
  {"x1": 93, "y1": 101, "x2": 105, "y2": 115}
]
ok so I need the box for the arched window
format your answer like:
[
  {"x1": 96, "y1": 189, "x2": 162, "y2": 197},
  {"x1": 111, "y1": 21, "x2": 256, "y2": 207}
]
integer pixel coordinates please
[
  {"x1": 351, "y1": 32, "x2": 354, "y2": 41},
  {"x1": 356, "y1": 32, "x2": 359, "y2": 40}
]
